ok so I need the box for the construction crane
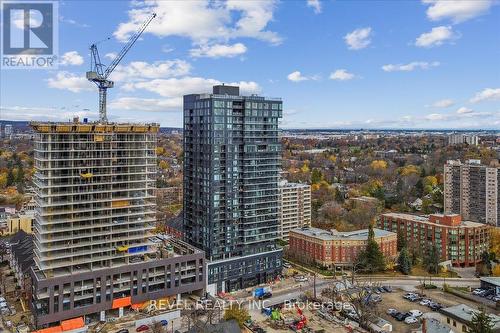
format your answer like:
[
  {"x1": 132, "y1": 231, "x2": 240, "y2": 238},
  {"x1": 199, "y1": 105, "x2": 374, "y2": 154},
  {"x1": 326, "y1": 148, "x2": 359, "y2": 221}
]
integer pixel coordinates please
[{"x1": 86, "y1": 13, "x2": 156, "y2": 123}]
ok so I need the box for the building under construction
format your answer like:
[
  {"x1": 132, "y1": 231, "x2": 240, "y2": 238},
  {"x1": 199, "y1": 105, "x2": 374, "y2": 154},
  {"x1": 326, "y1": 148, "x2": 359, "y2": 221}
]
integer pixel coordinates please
[{"x1": 30, "y1": 120, "x2": 205, "y2": 328}]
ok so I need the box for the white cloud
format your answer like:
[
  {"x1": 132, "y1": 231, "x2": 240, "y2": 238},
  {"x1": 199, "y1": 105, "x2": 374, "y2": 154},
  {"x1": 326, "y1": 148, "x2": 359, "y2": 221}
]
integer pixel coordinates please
[
  {"x1": 114, "y1": 0, "x2": 281, "y2": 45},
  {"x1": 122, "y1": 77, "x2": 261, "y2": 98},
  {"x1": 470, "y1": 88, "x2": 500, "y2": 103},
  {"x1": 456, "y1": 106, "x2": 473, "y2": 114},
  {"x1": 307, "y1": 0, "x2": 322, "y2": 14},
  {"x1": 60, "y1": 51, "x2": 84, "y2": 66},
  {"x1": 190, "y1": 43, "x2": 247, "y2": 58},
  {"x1": 344, "y1": 27, "x2": 372, "y2": 50},
  {"x1": 425, "y1": 113, "x2": 447, "y2": 121},
  {"x1": 286, "y1": 71, "x2": 320, "y2": 82},
  {"x1": 0, "y1": 106, "x2": 96, "y2": 122},
  {"x1": 105, "y1": 52, "x2": 117, "y2": 60},
  {"x1": 423, "y1": 0, "x2": 493, "y2": 23},
  {"x1": 110, "y1": 60, "x2": 191, "y2": 81},
  {"x1": 329, "y1": 69, "x2": 355, "y2": 81},
  {"x1": 431, "y1": 99, "x2": 454, "y2": 108},
  {"x1": 382, "y1": 61, "x2": 440, "y2": 72},
  {"x1": 109, "y1": 97, "x2": 182, "y2": 111},
  {"x1": 47, "y1": 71, "x2": 94, "y2": 92},
  {"x1": 415, "y1": 26, "x2": 458, "y2": 47},
  {"x1": 60, "y1": 16, "x2": 90, "y2": 28}
]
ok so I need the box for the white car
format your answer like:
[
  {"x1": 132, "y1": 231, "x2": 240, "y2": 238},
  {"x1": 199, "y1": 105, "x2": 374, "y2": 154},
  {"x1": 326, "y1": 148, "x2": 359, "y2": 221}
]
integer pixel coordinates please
[
  {"x1": 405, "y1": 316, "x2": 418, "y2": 324},
  {"x1": 294, "y1": 276, "x2": 308, "y2": 282},
  {"x1": 419, "y1": 299, "x2": 431, "y2": 306},
  {"x1": 409, "y1": 310, "x2": 423, "y2": 317},
  {"x1": 386, "y1": 308, "x2": 397, "y2": 315},
  {"x1": 342, "y1": 303, "x2": 355, "y2": 312},
  {"x1": 0, "y1": 297, "x2": 5, "y2": 303},
  {"x1": 473, "y1": 288, "x2": 484, "y2": 295}
]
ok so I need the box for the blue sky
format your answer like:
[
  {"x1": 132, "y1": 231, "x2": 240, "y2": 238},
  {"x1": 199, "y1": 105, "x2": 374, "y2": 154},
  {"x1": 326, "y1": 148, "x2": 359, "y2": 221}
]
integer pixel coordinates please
[{"x1": 1, "y1": 0, "x2": 499, "y2": 129}]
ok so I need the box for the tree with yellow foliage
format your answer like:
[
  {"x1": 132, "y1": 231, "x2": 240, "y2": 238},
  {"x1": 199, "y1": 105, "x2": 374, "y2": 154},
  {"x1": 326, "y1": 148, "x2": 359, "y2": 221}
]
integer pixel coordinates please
[
  {"x1": 398, "y1": 165, "x2": 420, "y2": 176},
  {"x1": 370, "y1": 160, "x2": 388, "y2": 170},
  {"x1": 490, "y1": 228, "x2": 500, "y2": 258}
]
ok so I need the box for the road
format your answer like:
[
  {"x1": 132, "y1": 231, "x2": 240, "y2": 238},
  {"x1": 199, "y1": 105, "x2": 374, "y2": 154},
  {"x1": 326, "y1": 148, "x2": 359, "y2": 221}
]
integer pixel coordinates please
[{"x1": 257, "y1": 275, "x2": 480, "y2": 306}]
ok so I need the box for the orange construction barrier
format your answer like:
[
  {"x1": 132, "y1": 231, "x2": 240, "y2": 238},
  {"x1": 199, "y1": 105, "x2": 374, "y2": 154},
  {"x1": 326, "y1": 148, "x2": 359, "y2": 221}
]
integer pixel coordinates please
[
  {"x1": 112, "y1": 296, "x2": 132, "y2": 309},
  {"x1": 61, "y1": 317, "x2": 84, "y2": 331}
]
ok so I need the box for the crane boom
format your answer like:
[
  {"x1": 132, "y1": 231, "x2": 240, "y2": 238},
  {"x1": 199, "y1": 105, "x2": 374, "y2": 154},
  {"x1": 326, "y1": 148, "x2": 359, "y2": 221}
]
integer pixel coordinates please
[{"x1": 86, "y1": 12, "x2": 156, "y2": 123}]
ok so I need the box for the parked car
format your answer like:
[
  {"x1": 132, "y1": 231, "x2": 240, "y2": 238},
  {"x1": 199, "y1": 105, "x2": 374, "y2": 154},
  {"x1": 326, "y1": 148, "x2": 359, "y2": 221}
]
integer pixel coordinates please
[
  {"x1": 386, "y1": 308, "x2": 398, "y2": 316},
  {"x1": 492, "y1": 295, "x2": 500, "y2": 302},
  {"x1": 419, "y1": 299, "x2": 431, "y2": 306},
  {"x1": 405, "y1": 316, "x2": 418, "y2": 324},
  {"x1": 116, "y1": 329, "x2": 129, "y2": 333},
  {"x1": 429, "y1": 302, "x2": 443, "y2": 311},
  {"x1": 160, "y1": 320, "x2": 168, "y2": 326},
  {"x1": 382, "y1": 286, "x2": 393, "y2": 292},
  {"x1": 394, "y1": 312, "x2": 409, "y2": 321},
  {"x1": 258, "y1": 292, "x2": 273, "y2": 300},
  {"x1": 473, "y1": 288, "x2": 484, "y2": 295},
  {"x1": 282, "y1": 262, "x2": 291, "y2": 268},
  {"x1": 136, "y1": 325, "x2": 149, "y2": 332},
  {"x1": 409, "y1": 310, "x2": 423, "y2": 317},
  {"x1": 294, "y1": 276, "x2": 308, "y2": 282}
]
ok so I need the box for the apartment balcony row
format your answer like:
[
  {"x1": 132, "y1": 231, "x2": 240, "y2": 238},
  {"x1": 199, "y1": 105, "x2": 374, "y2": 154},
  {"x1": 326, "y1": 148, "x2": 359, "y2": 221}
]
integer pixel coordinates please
[
  {"x1": 34, "y1": 185, "x2": 155, "y2": 198},
  {"x1": 35, "y1": 236, "x2": 153, "y2": 261},
  {"x1": 34, "y1": 220, "x2": 155, "y2": 241},
  {"x1": 34, "y1": 161, "x2": 156, "y2": 171},
  {"x1": 33, "y1": 177, "x2": 155, "y2": 190},
  {"x1": 33, "y1": 208, "x2": 156, "y2": 226},
  {"x1": 35, "y1": 194, "x2": 155, "y2": 208},
  {"x1": 34, "y1": 138, "x2": 156, "y2": 144},
  {"x1": 35, "y1": 201, "x2": 155, "y2": 217},
  {"x1": 35, "y1": 242, "x2": 155, "y2": 271},
  {"x1": 34, "y1": 213, "x2": 155, "y2": 232},
  {"x1": 33, "y1": 170, "x2": 155, "y2": 181},
  {"x1": 34, "y1": 153, "x2": 156, "y2": 161}
]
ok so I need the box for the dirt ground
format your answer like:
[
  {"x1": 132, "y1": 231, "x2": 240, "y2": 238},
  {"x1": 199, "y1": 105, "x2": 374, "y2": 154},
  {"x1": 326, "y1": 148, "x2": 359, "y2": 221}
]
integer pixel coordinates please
[
  {"x1": 376, "y1": 288, "x2": 498, "y2": 333},
  {"x1": 0, "y1": 262, "x2": 31, "y2": 329}
]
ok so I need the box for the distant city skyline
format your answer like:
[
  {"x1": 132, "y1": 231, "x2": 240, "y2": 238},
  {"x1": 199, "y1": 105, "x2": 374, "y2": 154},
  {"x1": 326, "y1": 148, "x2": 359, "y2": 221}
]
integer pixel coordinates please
[{"x1": 1, "y1": 0, "x2": 499, "y2": 129}]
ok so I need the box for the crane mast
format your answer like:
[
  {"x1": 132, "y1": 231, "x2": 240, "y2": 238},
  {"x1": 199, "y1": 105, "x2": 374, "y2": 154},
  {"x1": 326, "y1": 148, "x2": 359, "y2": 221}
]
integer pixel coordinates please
[{"x1": 86, "y1": 13, "x2": 156, "y2": 123}]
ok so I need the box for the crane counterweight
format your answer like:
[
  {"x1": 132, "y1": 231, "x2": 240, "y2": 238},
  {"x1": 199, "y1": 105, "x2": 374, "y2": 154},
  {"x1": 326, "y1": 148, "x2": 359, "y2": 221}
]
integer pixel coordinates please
[{"x1": 86, "y1": 12, "x2": 156, "y2": 123}]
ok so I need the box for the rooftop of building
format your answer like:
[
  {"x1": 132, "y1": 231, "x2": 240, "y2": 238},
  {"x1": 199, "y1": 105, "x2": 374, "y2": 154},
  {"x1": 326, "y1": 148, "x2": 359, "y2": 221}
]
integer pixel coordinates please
[
  {"x1": 32, "y1": 235, "x2": 202, "y2": 281},
  {"x1": 381, "y1": 212, "x2": 487, "y2": 228},
  {"x1": 419, "y1": 318, "x2": 454, "y2": 333},
  {"x1": 446, "y1": 159, "x2": 499, "y2": 168},
  {"x1": 480, "y1": 276, "x2": 500, "y2": 286},
  {"x1": 30, "y1": 120, "x2": 160, "y2": 134},
  {"x1": 290, "y1": 226, "x2": 395, "y2": 241},
  {"x1": 440, "y1": 304, "x2": 500, "y2": 330},
  {"x1": 279, "y1": 180, "x2": 310, "y2": 189},
  {"x1": 187, "y1": 85, "x2": 281, "y2": 101}
]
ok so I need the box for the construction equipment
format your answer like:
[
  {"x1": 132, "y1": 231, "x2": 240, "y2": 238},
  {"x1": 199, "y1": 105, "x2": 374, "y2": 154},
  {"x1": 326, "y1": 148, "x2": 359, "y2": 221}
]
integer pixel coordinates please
[{"x1": 86, "y1": 12, "x2": 156, "y2": 123}]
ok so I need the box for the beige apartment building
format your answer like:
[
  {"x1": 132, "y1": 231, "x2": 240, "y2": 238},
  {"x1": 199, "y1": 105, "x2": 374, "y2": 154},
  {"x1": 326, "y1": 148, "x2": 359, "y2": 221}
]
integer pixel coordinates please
[
  {"x1": 444, "y1": 159, "x2": 499, "y2": 226},
  {"x1": 279, "y1": 181, "x2": 311, "y2": 241}
]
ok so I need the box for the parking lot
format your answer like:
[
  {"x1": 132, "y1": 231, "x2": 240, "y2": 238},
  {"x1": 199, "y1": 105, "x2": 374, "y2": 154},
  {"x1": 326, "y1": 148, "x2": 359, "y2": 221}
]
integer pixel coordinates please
[{"x1": 377, "y1": 287, "x2": 497, "y2": 333}]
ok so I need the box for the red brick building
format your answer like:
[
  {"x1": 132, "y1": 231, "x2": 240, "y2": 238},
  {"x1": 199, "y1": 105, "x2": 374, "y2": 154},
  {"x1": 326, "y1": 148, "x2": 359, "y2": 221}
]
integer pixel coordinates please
[
  {"x1": 289, "y1": 227, "x2": 397, "y2": 268},
  {"x1": 378, "y1": 213, "x2": 491, "y2": 267}
]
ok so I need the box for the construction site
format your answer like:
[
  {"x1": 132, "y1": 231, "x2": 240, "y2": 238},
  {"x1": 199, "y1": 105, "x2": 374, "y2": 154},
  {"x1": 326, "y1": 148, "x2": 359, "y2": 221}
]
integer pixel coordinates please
[{"x1": 29, "y1": 121, "x2": 206, "y2": 329}]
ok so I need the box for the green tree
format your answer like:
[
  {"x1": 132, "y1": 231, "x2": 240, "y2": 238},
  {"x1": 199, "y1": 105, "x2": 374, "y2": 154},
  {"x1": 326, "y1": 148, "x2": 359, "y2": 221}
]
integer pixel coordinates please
[
  {"x1": 397, "y1": 247, "x2": 412, "y2": 275},
  {"x1": 481, "y1": 251, "x2": 492, "y2": 275},
  {"x1": 6, "y1": 168, "x2": 14, "y2": 187},
  {"x1": 311, "y1": 168, "x2": 323, "y2": 184},
  {"x1": 468, "y1": 308, "x2": 493, "y2": 333},
  {"x1": 397, "y1": 229, "x2": 407, "y2": 251},
  {"x1": 357, "y1": 224, "x2": 386, "y2": 273},
  {"x1": 224, "y1": 304, "x2": 249, "y2": 328},
  {"x1": 424, "y1": 244, "x2": 440, "y2": 274}
]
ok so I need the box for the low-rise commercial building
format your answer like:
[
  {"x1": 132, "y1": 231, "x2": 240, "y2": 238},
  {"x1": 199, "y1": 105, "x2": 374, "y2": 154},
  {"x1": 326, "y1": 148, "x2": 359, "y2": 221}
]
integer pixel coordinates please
[
  {"x1": 279, "y1": 181, "x2": 311, "y2": 241},
  {"x1": 9, "y1": 230, "x2": 34, "y2": 302},
  {"x1": 441, "y1": 304, "x2": 500, "y2": 333},
  {"x1": 288, "y1": 227, "x2": 397, "y2": 268},
  {"x1": 377, "y1": 213, "x2": 491, "y2": 267},
  {"x1": 4, "y1": 213, "x2": 34, "y2": 235}
]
